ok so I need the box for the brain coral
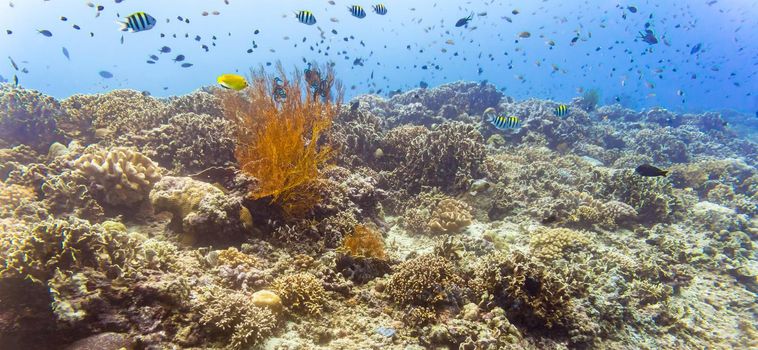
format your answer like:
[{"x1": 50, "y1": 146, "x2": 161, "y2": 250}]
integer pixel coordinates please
[
  {"x1": 72, "y1": 147, "x2": 162, "y2": 206},
  {"x1": 0, "y1": 85, "x2": 65, "y2": 152}
]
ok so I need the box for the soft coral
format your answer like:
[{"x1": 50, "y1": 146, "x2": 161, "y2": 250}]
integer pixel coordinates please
[{"x1": 219, "y1": 62, "x2": 342, "y2": 217}]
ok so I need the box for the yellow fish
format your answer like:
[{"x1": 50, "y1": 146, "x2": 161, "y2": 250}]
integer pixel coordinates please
[{"x1": 217, "y1": 74, "x2": 248, "y2": 91}]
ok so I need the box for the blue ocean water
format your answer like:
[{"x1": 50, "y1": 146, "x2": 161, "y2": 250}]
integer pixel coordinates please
[{"x1": 0, "y1": 0, "x2": 756, "y2": 114}]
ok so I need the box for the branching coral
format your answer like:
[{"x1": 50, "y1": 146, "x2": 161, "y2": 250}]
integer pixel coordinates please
[
  {"x1": 123, "y1": 112, "x2": 236, "y2": 173},
  {"x1": 72, "y1": 146, "x2": 162, "y2": 206},
  {"x1": 218, "y1": 62, "x2": 342, "y2": 217},
  {"x1": 193, "y1": 285, "x2": 278, "y2": 349},
  {"x1": 606, "y1": 169, "x2": 683, "y2": 223},
  {"x1": 0, "y1": 217, "x2": 138, "y2": 284},
  {"x1": 270, "y1": 272, "x2": 328, "y2": 316},
  {"x1": 385, "y1": 254, "x2": 464, "y2": 307},
  {"x1": 339, "y1": 224, "x2": 386, "y2": 260},
  {"x1": 0, "y1": 85, "x2": 65, "y2": 151}
]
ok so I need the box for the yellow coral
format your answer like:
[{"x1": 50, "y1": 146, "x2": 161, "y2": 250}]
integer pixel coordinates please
[
  {"x1": 73, "y1": 147, "x2": 162, "y2": 206},
  {"x1": 270, "y1": 272, "x2": 327, "y2": 316},
  {"x1": 428, "y1": 198, "x2": 473, "y2": 234},
  {"x1": 219, "y1": 62, "x2": 342, "y2": 217},
  {"x1": 216, "y1": 247, "x2": 260, "y2": 268},
  {"x1": 339, "y1": 224, "x2": 386, "y2": 260},
  {"x1": 529, "y1": 227, "x2": 591, "y2": 261}
]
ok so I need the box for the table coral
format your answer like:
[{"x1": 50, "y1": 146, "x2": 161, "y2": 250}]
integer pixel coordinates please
[
  {"x1": 72, "y1": 146, "x2": 162, "y2": 206},
  {"x1": 0, "y1": 85, "x2": 65, "y2": 152},
  {"x1": 149, "y1": 176, "x2": 251, "y2": 244}
]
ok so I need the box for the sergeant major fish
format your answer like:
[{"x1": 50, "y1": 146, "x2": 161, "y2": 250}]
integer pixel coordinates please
[{"x1": 117, "y1": 12, "x2": 157, "y2": 32}]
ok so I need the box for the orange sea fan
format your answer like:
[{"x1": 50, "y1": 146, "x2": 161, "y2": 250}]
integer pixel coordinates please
[
  {"x1": 340, "y1": 225, "x2": 387, "y2": 260},
  {"x1": 218, "y1": 62, "x2": 343, "y2": 217}
]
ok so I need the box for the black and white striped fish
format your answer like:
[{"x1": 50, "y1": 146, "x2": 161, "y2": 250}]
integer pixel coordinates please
[
  {"x1": 117, "y1": 12, "x2": 156, "y2": 32},
  {"x1": 373, "y1": 4, "x2": 388, "y2": 15},
  {"x1": 295, "y1": 10, "x2": 316, "y2": 25},
  {"x1": 490, "y1": 115, "x2": 521, "y2": 130},
  {"x1": 349, "y1": 5, "x2": 366, "y2": 18}
]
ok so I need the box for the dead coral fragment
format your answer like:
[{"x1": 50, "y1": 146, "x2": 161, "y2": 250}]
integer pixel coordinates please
[
  {"x1": 270, "y1": 272, "x2": 328, "y2": 316},
  {"x1": 72, "y1": 147, "x2": 161, "y2": 206},
  {"x1": 428, "y1": 198, "x2": 473, "y2": 234},
  {"x1": 219, "y1": 62, "x2": 342, "y2": 217},
  {"x1": 386, "y1": 254, "x2": 463, "y2": 307}
]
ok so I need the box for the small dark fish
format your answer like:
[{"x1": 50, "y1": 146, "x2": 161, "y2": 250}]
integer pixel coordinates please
[
  {"x1": 62, "y1": 47, "x2": 70, "y2": 60},
  {"x1": 350, "y1": 101, "x2": 360, "y2": 111},
  {"x1": 180, "y1": 63, "x2": 193, "y2": 68},
  {"x1": 419, "y1": 81, "x2": 428, "y2": 88},
  {"x1": 353, "y1": 58, "x2": 364, "y2": 66},
  {"x1": 173, "y1": 54, "x2": 185, "y2": 62},
  {"x1": 13, "y1": 74, "x2": 18, "y2": 86},
  {"x1": 38, "y1": 29, "x2": 53, "y2": 37},
  {"x1": 99, "y1": 70, "x2": 113, "y2": 78},
  {"x1": 146, "y1": 60, "x2": 155, "y2": 64},
  {"x1": 690, "y1": 43, "x2": 702, "y2": 55},
  {"x1": 627, "y1": 6, "x2": 637, "y2": 13},
  {"x1": 5, "y1": 30, "x2": 11, "y2": 34},
  {"x1": 120, "y1": 35, "x2": 124, "y2": 44},
  {"x1": 638, "y1": 28, "x2": 658, "y2": 45},
  {"x1": 73, "y1": 24, "x2": 81, "y2": 30},
  {"x1": 159, "y1": 46, "x2": 171, "y2": 53},
  {"x1": 141, "y1": 90, "x2": 151, "y2": 97},
  {"x1": 8, "y1": 56, "x2": 19, "y2": 70},
  {"x1": 60, "y1": 16, "x2": 68, "y2": 21},
  {"x1": 273, "y1": 77, "x2": 287, "y2": 101},
  {"x1": 635, "y1": 164, "x2": 667, "y2": 177},
  {"x1": 149, "y1": 54, "x2": 159, "y2": 60},
  {"x1": 455, "y1": 12, "x2": 473, "y2": 27}
]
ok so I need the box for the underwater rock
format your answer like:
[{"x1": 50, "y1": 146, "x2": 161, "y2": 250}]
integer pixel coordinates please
[
  {"x1": 0, "y1": 84, "x2": 66, "y2": 152},
  {"x1": 72, "y1": 146, "x2": 162, "y2": 207},
  {"x1": 149, "y1": 176, "x2": 252, "y2": 245},
  {"x1": 251, "y1": 290, "x2": 283, "y2": 313}
]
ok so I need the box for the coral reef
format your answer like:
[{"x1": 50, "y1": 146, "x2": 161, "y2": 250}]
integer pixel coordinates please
[
  {"x1": 72, "y1": 146, "x2": 162, "y2": 207},
  {"x1": 122, "y1": 112, "x2": 236, "y2": 173},
  {"x1": 0, "y1": 81, "x2": 756, "y2": 350},
  {"x1": 149, "y1": 176, "x2": 252, "y2": 245},
  {"x1": 0, "y1": 84, "x2": 65, "y2": 152}
]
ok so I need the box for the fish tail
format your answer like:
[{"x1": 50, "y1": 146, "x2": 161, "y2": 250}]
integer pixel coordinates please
[
  {"x1": 661, "y1": 170, "x2": 669, "y2": 176},
  {"x1": 116, "y1": 20, "x2": 129, "y2": 31}
]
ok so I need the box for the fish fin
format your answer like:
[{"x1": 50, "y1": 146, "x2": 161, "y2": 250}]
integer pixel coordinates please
[
  {"x1": 662, "y1": 170, "x2": 669, "y2": 177},
  {"x1": 116, "y1": 20, "x2": 128, "y2": 31}
]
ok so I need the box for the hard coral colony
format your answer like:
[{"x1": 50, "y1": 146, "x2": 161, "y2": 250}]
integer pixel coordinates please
[{"x1": 0, "y1": 47, "x2": 756, "y2": 350}]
